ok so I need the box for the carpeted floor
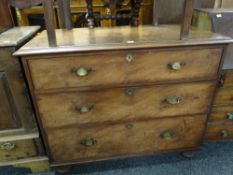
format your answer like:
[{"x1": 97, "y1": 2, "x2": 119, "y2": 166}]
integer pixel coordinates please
[{"x1": 1, "y1": 141, "x2": 233, "y2": 175}]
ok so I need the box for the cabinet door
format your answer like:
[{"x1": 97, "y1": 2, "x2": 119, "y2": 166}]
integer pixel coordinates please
[{"x1": 0, "y1": 72, "x2": 20, "y2": 130}]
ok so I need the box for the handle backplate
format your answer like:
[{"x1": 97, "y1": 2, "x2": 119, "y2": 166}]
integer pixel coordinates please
[
  {"x1": 76, "y1": 104, "x2": 94, "y2": 113},
  {"x1": 165, "y1": 96, "x2": 182, "y2": 105},
  {"x1": 1, "y1": 142, "x2": 15, "y2": 151},
  {"x1": 80, "y1": 138, "x2": 97, "y2": 147}
]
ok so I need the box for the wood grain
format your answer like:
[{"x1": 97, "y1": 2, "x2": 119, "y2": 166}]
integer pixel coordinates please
[
  {"x1": 205, "y1": 124, "x2": 233, "y2": 141},
  {"x1": 42, "y1": 0, "x2": 57, "y2": 47},
  {"x1": 47, "y1": 115, "x2": 207, "y2": 164},
  {"x1": 57, "y1": 0, "x2": 72, "y2": 29},
  {"x1": 208, "y1": 106, "x2": 233, "y2": 124},
  {"x1": 28, "y1": 47, "x2": 222, "y2": 91},
  {"x1": 214, "y1": 88, "x2": 233, "y2": 106},
  {"x1": 36, "y1": 82, "x2": 215, "y2": 129},
  {"x1": 0, "y1": 72, "x2": 19, "y2": 130},
  {"x1": 14, "y1": 25, "x2": 232, "y2": 56},
  {"x1": 0, "y1": 139, "x2": 38, "y2": 163},
  {"x1": 180, "y1": 0, "x2": 193, "y2": 40},
  {"x1": 0, "y1": 48, "x2": 36, "y2": 133}
]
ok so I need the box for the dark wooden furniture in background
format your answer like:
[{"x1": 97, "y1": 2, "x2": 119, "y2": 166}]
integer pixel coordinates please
[
  {"x1": 14, "y1": 0, "x2": 217, "y2": 29},
  {"x1": 43, "y1": 0, "x2": 194, "y2": 47},
  {"x1": 192, "y1": 8, "x2": 233, "y2": 141},
  {"x1": 0, "y1": 0, "x2": 14, "y2": 33},
  {"x1": 0, "y1": 0, "x2": 49, "y2": 172},
  {"x1": 14, "y1": 0, "x2": 233, "y2": 169}
]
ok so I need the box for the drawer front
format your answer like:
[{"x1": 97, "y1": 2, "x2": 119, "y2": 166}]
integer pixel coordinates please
[
  {"x1": 0, "y1": 139, "x2": 38, "y2": 162},
  {"x1": 47, "y1": 115, "x2": 206, "y2": 164},
  {"x1": 209, "y1": 106, "x2": 233, "y2": 123},
  {"x1": 28, "y1": 48, "x2": 222, "y2": 90},
  {"x1": 205, "y1": 125, "x2": 233, "y2": 141},
  {"x1": 214, "y1": 88, "x2": 233, "y2": 105},
  {"x1": 37, "y1": 82, "x2": 214, "y2": 128}
]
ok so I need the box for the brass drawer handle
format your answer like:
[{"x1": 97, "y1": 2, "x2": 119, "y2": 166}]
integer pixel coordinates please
[
  {"x1": 225, "y1": 113, "x2": 233, "y2": 120},
  {"x1": 81, "y1": 138, "x2": 97, "y2": 147},
  {"x1": 168, "y1": 61, "x2": 186, "y2": 70},
  {"x1": 165, "y1": 96, "x2": 182, "y2": 105},
  {"x1": 220, "y1": 130, "x2": 228, "y2": 138},
  {"x1": 125, "y1": 123, "x2": 134, "y2": 129},
  {"x1": 76, "y1": 104, "x2": 94, "y2": 113},
  {"x1": 125, "y1": 88, "x2": 134, "y2": 97},
  {"x1": 72, "y1": 67, "x2": 92, "y2": 77},
  {"x1": 126, "y1": 54, "x2": 134, "y2": 63},
  {"x1": 160, "y1": 130, "x2": 175, "y2": 139},
  {"x1": 1, "y1": 142, "x2": 15, "y2": 151}
]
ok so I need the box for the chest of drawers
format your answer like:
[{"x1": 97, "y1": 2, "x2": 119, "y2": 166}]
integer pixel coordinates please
[
  {"x1": 0, "y1": 27, "x2": 49, "y2": 173},
  {"x1": 15, "y1": 25, "x2": 233, "y2": 167},
  {"x1": 193, "y1": 8, "x2": 233, "y2": 141}
]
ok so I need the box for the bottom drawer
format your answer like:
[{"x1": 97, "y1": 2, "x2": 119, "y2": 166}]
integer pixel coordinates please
[
  {"x1": 47, "y1": 115, "x2": 207, "y2": 165},
  {"x1": 205, "y1": 125, "x2": 233, "y2": 141},
  {"x1": 0, "y1": 139, "x2": 40, "y2": 163}
]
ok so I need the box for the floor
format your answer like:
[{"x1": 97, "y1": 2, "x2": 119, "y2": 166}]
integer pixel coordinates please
[{"x1": 1, "y1": 141, "x2": 233, "y2": 175}]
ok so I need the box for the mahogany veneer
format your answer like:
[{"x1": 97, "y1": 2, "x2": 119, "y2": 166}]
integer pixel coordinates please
[{"x1": 14, "y1": 25, "x2": 233, "y2": 167}]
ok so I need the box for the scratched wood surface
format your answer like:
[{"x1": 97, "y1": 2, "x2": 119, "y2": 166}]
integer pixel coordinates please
[
  {"x1": 14, "y1": 25, "x2": 233, "y2": 56},
  {"x1": 208, "y1": 106, "x2": 233, "y2": 124},
  {"x1": 27, "y1": 47, "x2": 222, "y2": 91},
  {"x1": 36, "y1": 82, "x2": 215, "y2": 129},
  {"x1": 47, "y1": 115, "x2": 207, "y2": 164}
]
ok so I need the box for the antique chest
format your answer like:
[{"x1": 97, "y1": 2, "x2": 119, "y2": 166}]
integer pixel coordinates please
[
  {"x1": 14, "y1": 25, "x2": 233, "y2": 167},
  {"x1": 192, "y1": 8, "x2": 233, "y2": 141},
  {"x1": 0, "y1": 26, "x2": 49, "y2": 172}
]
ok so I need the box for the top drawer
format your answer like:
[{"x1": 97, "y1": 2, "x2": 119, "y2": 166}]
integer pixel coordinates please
[{"x1": 27, "y1": 47, "x2": 223, "y2": 91}]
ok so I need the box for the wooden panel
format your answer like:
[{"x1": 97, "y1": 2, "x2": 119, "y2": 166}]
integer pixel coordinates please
[
  {"x1": 0, "y1": 139, "x2": 38, "y2": 162},
  {"x1": 0, "y1": 72, "x2": 19, "y2": 130},
  {"x1": 47, "y1": 115, "x2": 206, "y2": 164},
  {"x1": 0, "y1": 0, "x2": 13, "y2": 33},
  {"x1": 28, "y1": 47, "x2": 222, "y2": 91},
  {"x1": 214, "y1": 88, "x2": 233, "y2": 105},
  {"x1": 37, "y1": 82, "x2": 215, "y2": 128},
  {"x1": 0, "y1": 47, "x2": 36, "y2": 135},
  {"x1": 205, "y1": 124, "x2": 233, "y2": 141},
  {"x1": 209, "y1": 106, "x2": 233, "y2": 123}
]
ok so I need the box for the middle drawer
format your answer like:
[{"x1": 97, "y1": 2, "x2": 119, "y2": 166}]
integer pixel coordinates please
[{"x1": 36, "y1": 82, "x2": 215, "y2": 128}]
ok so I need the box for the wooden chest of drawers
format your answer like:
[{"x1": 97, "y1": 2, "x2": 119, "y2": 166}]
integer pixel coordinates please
[
  {"x1": 15, "y1": 25, "x2": 233, "y2": 167},
  {"x1": 206, "y1": 70, "x2": 233, "y2": 141},
  {"x1": 0, "y1": 27, "x2": 49, "y2": 172},
  {"x1": 193, "y1": 8, "x2": 233, "y2": 141}
]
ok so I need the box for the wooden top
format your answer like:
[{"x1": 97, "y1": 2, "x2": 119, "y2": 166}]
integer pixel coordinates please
[
  {"x1": 0, "y1": 26, "x2": 40, "y2": 48},
  {"x1": 14, "y1": 25, "x2": 233, "y2": 56},
  {"x1": 195, "y1": 8, "x2": 233, "y2": 13}
]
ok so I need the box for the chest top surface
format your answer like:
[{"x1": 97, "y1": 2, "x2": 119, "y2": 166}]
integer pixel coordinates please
[
  {"x1": 0, "y1": 26, "x2": 40, "y2": 48},
  {"x1": 14, "y1": 25, "x2": 233, "y2": 56}
]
